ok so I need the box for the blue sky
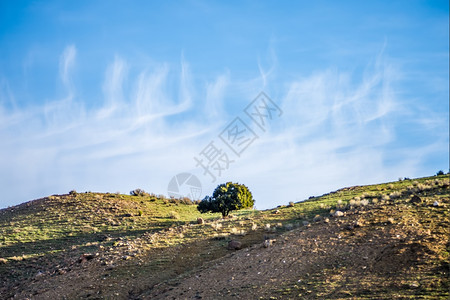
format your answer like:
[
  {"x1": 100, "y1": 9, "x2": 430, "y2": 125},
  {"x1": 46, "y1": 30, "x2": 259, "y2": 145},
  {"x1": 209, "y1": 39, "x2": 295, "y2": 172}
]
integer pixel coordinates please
[{"x1": 0, "y1": 0, "x2": 448, "y2": 209}]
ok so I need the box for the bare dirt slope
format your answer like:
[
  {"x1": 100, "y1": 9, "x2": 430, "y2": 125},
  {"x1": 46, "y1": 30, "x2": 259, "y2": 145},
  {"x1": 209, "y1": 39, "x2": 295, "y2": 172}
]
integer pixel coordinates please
[
  {"x1": 144, "y1": 197, "x2": 449, "y2": 299},
  {"x1": 1, "y1": 176, "x2": 448, "y2": 299}
]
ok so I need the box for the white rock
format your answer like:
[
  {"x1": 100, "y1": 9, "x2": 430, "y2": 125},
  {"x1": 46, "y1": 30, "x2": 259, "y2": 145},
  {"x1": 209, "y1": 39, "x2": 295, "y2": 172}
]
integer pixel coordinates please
[
  {"x1": 433, "y1": 201, "x2": 439, "y2": 207},
  {"x1": 334, "y1": 210, "x2": 344, "y2": 217}
]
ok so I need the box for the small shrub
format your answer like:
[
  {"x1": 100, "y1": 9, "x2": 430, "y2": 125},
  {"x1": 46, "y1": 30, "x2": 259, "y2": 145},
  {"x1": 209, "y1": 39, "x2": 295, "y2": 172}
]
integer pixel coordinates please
[
  {"x1": 381, "y1": 195, "x2": 390, "y2": 201},
  {"x1": 213, "y1": 233, "x2": 228, "y2": 240},
  {"x1": 288, "y1": 201, "x2": 295, "y2": 207},
  {"x1": 416, "y1": 183, "x2": 428, "y2": 191},
  {"x1": 180, "y1": 197, "x2": 193, "y2": 205},
  {"x1": 436, "y1": 170, "x2": 444, "y2": 176},
  {"x1": 130, "y1": 189, "x2": 149, "y2": 197},
  {"x1": 372, "y1": 198, "x2": 378, "y2": 204},
  {"x1": 169, "y1": 198, "x2": 179, "y2": 205},
  {"x1": 137, "y1": 210, "x2": 143, "y2": 216},
  {"x1": 69, "y1": 190, "x2": 77, "y2": 195},
  {"x1": 168, "y1": 211, "x2": 180, "y2": 220},
  {"x1": 360, "y1": 199, "x2": 369, "y2": 206},
  {"x1": 387, "y1": 184, "x2": 394, "y2": 189}
]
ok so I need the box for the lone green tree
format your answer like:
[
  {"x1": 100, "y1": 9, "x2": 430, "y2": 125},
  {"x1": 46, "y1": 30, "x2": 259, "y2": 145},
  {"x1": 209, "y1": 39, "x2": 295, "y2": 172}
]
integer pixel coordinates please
[{"x1": 198, "y1": 182, "x2": 254, "y2": 217}]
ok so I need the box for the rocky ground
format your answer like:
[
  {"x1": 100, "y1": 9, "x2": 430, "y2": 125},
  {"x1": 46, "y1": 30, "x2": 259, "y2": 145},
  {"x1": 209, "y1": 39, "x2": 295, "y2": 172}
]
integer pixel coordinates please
[
  {"x1": 145, "y1": 194, "x2": 449, "y2": 299},
  {"x1": 1, "y1": 176, "x2": 448, "y2": 299}
]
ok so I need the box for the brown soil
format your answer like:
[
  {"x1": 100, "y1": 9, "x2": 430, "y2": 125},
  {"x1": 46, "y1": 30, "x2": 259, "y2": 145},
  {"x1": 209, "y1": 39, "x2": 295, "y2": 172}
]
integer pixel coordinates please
[
  {"x1": 144, "y1": 204, "x2": 449, "y2": 299},
  {"x1": 2, "y1": 182, "x2": 449, "y2": 299}
]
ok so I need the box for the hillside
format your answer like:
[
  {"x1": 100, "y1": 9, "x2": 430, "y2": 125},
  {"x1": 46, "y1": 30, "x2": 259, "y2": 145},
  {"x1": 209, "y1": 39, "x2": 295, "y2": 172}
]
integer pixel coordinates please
[{"x1": 0, "y1": 175, "x2": 448, "y2": 299}]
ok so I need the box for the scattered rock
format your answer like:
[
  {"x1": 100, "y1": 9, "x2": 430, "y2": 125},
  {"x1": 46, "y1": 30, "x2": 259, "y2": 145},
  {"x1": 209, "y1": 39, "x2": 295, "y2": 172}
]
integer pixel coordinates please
[
  {"x1": 197, "y1": 218, "x2": 204, "y2": 224},
  {"x1": 284, "y1": 223, "x2": 294, "y2": 230},
  {"x1": 323, "y1": 218, "x2": 329, "y2": 223},
  {"x1": 302, "y1": 220, "x2": 310, "y2": 226},
  {"x1": 263, "y1": 239, "x2": 276, "y2": 248},
  {"x1": 410, "y1": 195, "x2": 422, "y2": 204},
  {"x1": 272, "y1": 210, "x2": 280, "y2": 215},
  {"x1": 354, "y1": 219, "x2": 364, "y2": 227},
  {"x1": 334, "y1": 211, "x2": 344, "y2": 217},
  {"x1": 78, "y1": 253, "x2": 95, "y2": 263},
  {"x1": 227, "y1": 240, "x2": 242, "y2": 250},
  {"x1": 387, "y1": 217, "x2": 395, "y2": 224},
  {"x1": 57, "y1": 268, "x2": 66, "y2": 275},
  {"x1": 288, "y1": 202, "x2": 295, "y2": 207},
  {"x1": 433, "y1": 201, "x2": 439, "y2": 207},
  {"x1": 344, "y1": 224, "x2": 354, "y2": 231},
  {"x1": 313, "y1": 215, "x2": 323, "y2": 222}
]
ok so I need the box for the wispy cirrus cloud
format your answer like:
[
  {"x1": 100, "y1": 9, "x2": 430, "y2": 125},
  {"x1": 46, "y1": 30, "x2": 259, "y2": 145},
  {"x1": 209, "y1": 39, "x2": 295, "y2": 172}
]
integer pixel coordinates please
[
  {"x1": 0, "y1": 43, "x2": 447, "y2": 209},
  {"x1": 102, "y1": 55, "x2": 127, "y2": 110},
  {"x1": 212, "y1": 53, "x2": 447, "y2": 209},
  {"x1": 59, "y1": 45, "x2": 76, "y2": 93}
]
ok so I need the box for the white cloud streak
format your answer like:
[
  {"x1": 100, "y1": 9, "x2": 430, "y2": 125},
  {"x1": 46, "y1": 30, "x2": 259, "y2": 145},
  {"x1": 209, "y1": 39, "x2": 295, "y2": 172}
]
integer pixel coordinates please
[
  {"x1": 59, "y1": 45, "x2": 76, "y2": 92},
  {"x1": 0, "y1": 45, "x2": 447, "y2": 209}
]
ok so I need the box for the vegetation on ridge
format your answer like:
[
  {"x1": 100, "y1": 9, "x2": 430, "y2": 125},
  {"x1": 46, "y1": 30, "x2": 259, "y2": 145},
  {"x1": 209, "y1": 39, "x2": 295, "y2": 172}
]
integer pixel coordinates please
[{"x1": 0, "y1": 174, "x2": 448, "y2": 299}]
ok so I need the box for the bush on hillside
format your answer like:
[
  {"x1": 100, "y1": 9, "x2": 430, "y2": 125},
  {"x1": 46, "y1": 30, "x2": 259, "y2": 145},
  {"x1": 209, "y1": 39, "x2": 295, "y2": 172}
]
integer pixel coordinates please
[{"x1": 130, "y1": 189, "x2": 150, "y2": 197}]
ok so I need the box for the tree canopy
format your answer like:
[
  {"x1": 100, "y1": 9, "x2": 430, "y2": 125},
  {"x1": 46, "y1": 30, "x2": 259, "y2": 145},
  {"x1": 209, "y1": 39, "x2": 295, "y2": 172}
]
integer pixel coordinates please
[{"x1": 197, "y1": 182, "x2": 254, "y2": 217}]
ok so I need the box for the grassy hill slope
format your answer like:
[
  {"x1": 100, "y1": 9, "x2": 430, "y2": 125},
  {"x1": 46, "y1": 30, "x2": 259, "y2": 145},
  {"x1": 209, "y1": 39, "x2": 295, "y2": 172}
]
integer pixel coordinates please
[{"x1": 0, "y1": 175, "x2": 448, "y2": 299}]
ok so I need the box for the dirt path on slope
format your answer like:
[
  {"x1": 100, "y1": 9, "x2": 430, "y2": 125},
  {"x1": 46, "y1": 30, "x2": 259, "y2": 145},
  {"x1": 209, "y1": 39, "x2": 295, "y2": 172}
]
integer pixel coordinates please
[{"x1": 144, "y1": 204, "x2": 449, "y2": 299}]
